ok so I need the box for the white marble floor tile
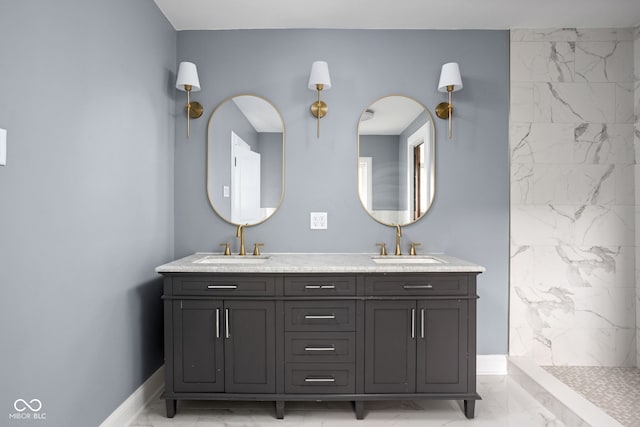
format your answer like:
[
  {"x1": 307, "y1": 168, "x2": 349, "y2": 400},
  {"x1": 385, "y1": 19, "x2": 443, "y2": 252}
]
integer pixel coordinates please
[{"x1": 129, "y1": 376, "x2": 565, "y2": 427}]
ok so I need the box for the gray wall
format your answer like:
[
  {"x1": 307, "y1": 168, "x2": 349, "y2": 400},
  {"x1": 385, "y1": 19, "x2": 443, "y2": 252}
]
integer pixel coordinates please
[
  {"x1": 0, "y1": 1, "x2": 175, "y2": 426},
  {"x1": 175, "y1": 29, "x2": 510, "y2": 354},
  {"x1": 359, "y1": 134, "x2": 401, "y2": 210}
]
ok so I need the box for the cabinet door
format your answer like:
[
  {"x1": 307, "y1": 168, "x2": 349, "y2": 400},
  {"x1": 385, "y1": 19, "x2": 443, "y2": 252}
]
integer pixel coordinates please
[
  {"x1": 416, "y1": 300, "x2": 468, "y2": 393},
  {"x1": 224, "y1": 300, "x2": 276, "y2": 393},
  {"x1": 364, "y1": 300, "x2": 416, "y2": 393},
  {"x1": 173, "y1": 300, "x2": 224, "y2": 392}
]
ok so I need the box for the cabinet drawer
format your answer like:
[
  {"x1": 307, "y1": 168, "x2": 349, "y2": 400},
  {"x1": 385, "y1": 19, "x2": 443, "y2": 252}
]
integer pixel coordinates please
[
  {"x1": 284, "y1": 301, "x2": 356, "y2": 331},
  {"x1": 285, "y1": 363, "x2": 355, "y2": 394},
  {"x1": 365, "y1": 275, "x2": 468, "y2": 296},
  {"x1": 173, "y1": 276, "x2": 275, "y2": 296},
  {"x1": 285, "y1": 332, "x2": 355, "y2": 363},
  {"x1": 284, "y1": 276, "x2": 356, "y2": 296}
]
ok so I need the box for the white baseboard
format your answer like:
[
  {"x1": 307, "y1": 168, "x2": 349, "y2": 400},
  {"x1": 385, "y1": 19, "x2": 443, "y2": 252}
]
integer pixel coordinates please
[
  {"x1": 477, "y1": 354, "x2": 508, "y2": 375},
  {"x1": 100, "y1": 366, "x2": 164, "y2": 427}
]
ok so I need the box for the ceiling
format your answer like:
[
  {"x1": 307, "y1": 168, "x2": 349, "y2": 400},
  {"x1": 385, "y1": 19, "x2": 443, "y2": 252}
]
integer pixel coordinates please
[{"x1": 153, "y1": 0, "x2": 640, "y2": 31}]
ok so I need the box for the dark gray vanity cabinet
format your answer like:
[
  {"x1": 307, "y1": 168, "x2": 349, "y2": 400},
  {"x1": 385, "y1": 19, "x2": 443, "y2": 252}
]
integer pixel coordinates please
[
  {"x1": 161, "y1": 271, "x2": 479, "y2": 420},
  {"x1": 364, "y1": 299, "x2": 468, "y2": 394},
  {"x1": 365, "y1": 300, "x2": 417, "y2": 393},
  {"x1": 172, "y1": 299, "x2": 276, "y2": 394}
]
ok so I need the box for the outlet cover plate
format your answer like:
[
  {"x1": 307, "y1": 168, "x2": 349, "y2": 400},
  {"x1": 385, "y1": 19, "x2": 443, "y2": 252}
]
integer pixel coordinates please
[{"x1": 310, "y1": 212, "x2": 327, "y2": 230}]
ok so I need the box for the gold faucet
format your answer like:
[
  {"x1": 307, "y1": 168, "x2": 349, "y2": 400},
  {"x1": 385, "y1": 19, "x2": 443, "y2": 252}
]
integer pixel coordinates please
[
  {"x1": 394, "y1": 224, "x2": 402, "y2": 256},
  {"x1": 236, "y1": 224, "x2": 247, "y2": 256}
]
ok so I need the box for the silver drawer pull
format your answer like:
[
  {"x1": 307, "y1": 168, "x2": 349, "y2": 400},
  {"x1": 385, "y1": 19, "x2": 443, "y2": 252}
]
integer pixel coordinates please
[
  {"x1": 304, "y1": 377, "x2": 335, "y2": 383},
  {"x1": 207, "y1": 285, "x2": 238, "y2": 289},
  {"x1": 304, "y1": 284, "x2": 336, "y2": 289},
  {"x1": 304, "y1": 346, "x2": 335, "y2": 351},
  {"x1": 402, "y1": 284, "x2": 433, "y2": 289},
  {"x1": 304, "y1": 314, "x2": 336, "y2": 320}
]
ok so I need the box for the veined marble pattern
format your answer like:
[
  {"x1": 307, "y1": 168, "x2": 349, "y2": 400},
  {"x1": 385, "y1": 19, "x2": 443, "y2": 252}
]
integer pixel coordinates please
[
  {"x1": 509, "y1": 28, "x2": 636, "y2": 367},
  {"x1": 129, "y1": 376, "x2": 567, "y2": 427},
  {"x1": 511, "y1": 28, "x2": 634, "y2": 42}
]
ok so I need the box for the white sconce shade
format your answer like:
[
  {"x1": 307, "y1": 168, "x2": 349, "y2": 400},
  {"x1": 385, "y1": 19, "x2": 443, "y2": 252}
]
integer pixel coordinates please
[
  {"x1": 308, "y1": 61, "x2": 332, "y2": 138},
  {"x1": 308, "y1": 61, "x2": 332, "y2": 90},
  {"x1": 175, "y1": 61, "x2": 203, "y2": 138},
  {"x1": 176, "y1": 61, "x2": 201, "y2": 92},
  {"x1": 437, "y1": 62, "x2": 463, "y2": 92}
]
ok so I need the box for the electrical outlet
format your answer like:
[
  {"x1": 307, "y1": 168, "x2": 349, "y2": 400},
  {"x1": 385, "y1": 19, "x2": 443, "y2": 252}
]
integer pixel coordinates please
[{"x1": 310, "y1": 212, "x2": 327, "y2": 230}]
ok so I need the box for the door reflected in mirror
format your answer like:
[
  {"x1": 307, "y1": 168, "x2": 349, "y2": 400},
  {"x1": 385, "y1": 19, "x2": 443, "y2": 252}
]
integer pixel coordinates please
[
  {"x1": 207, "y1": 95, "x2": 284, "y2": 225},
  {"x1": 357, "y1": 95, "x2": 435, "y2": 226}
]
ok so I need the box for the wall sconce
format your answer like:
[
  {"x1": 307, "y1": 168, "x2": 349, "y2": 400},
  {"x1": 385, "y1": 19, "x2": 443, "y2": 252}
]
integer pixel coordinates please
[
  {"x1": 308, "y1": 61, "x2": 332, "y2": 138},
  {"x1": 175, "y1": 61, "x2": 203, "y2": 138},
  {"x1": 435, "y1": 62, "x2": 463, "y2": 139}
]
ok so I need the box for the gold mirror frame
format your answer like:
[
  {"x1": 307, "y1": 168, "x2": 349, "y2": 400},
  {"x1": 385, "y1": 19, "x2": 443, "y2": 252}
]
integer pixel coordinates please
[
  {"x1": 357, "y1": 95, "x2": 436, "y2": 227},
  {"x1": 206, "y1": 94, "x2": 285, "y2": 226}
]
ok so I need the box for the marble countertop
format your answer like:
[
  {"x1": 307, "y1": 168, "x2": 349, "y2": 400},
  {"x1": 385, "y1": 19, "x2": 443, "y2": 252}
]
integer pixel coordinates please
[{"x1": 156, "y1": 253, "x2": 485, "y2": 274}]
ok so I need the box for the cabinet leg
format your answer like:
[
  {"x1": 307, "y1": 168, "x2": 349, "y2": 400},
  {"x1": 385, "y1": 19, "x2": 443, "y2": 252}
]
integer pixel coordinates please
[
  {"x1": 165, "y1": 399, "x2": 176, "y2": 418},
  {"x1": 275, "y1": 400, "x2": 285, "y2": 419},
  {"x1": 354, "y1": 401, "x2": 364, "y2": 420},
  {"x1": 464, "y1": 399, "x2": 475, "y2": 419}
]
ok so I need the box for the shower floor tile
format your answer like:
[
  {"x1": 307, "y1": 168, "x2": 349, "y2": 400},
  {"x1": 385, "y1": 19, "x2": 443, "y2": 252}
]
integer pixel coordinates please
[{"x1": 542, "y1": 366, "x2": 640, "y2": 427}]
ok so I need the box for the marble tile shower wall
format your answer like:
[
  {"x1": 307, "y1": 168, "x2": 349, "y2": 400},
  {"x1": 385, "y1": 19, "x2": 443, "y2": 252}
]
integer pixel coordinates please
[{"x1": 509, "y1": 28, "x2": 637, "y2": 366}]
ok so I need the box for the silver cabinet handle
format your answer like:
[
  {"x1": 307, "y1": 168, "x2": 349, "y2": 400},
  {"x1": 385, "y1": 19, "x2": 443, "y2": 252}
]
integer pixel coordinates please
[
  {"x1": 403, "y1": 284, "x2": 433, "y2": 289},
  {"x1": 411, "y1": 308, "x2": 415, "y2": 339},
  {"x1": 216, "y1": 308, "x2": 220, "y2": 338},
  {"x1": 304, "y1": 377, "x2": 335, "y2": 383},
  {"x1": 225, "y1": 308, "x2": 230, "y2": 338},
  {"x1": 304, "y1": 346, "x2": 335, "y2": 351},
  {"x1": 207, "y1": 285, "x2": 238, "y2": 289},
  {"x1": 304, "y1": 314, "x2": 336, "y2": 319},
  {"x1": 304, "y1": 284, "x2": 336, "y2": 289},
  {"x1": 421, "y1": 308, "x2": 425, "y2": 339}
]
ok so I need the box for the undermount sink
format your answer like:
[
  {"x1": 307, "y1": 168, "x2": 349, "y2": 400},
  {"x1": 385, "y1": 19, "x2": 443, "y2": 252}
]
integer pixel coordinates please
[
  {"x1": 371, "y1": 255, "x2": 443, "y2": 264},
  {"x1": 193, "y1": 255, "x2": 270, "y2": 265}
]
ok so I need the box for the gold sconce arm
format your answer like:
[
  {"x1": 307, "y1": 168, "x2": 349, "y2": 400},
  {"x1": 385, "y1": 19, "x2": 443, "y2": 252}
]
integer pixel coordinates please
[
  {"x1": 184, "y1": 84, "x2": 203, "y2": 138},
  {"x1": 435, "y1": 85, "x2": 454, "y2": 139},
  {"x1": 310, "y1": 83, "x2": 328, "y2": 138}
]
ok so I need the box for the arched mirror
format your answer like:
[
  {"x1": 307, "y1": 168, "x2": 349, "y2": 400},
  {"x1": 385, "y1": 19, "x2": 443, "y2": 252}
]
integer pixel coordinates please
[
  {"x1": 357, "y1": 95, "x2": 435, "y2": 226},
  {"x1": 207, "y1": 95, "x2": 284, "y2": 225}
]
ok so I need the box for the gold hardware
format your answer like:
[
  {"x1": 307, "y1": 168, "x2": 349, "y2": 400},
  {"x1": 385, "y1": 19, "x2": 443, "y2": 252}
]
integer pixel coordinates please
[
  {"x1": 236, "y1": 224, "x2": 247, "y2": 256},
  {"x1": 376, "y1": 242, "x2": 387, "y2": 256},
  {"x1": 220, "y1": 242, "x2": 231, "y2": 256},
  {"x1": 253, "y1": 243, "x2": 264, "y2": 256},
  {"x1": 395, "y1": 224, "x2": 402, "y2": 256},
  {"x1": 310, "y1": 83, "x2": 328, "y2": 138},
  {"x1": 183, "y1": 84, "x2": 203, "y2": 138},
  {"x1": 409, "y1": 242, "x2": 422, "y2": 256},
  {"x1": 435, "y1": 85, "x2": 455, "y2": 139}
]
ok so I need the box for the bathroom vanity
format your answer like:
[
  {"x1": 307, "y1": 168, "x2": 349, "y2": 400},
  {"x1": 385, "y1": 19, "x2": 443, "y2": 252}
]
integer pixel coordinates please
[{"x1": 157, "y1": 253, "x2": 484, "y2": 420}]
